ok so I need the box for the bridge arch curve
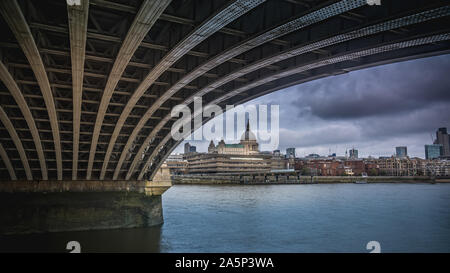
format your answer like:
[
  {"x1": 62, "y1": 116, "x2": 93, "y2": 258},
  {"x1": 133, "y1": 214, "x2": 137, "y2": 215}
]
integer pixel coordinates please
[{"x1": 0, "y1": 0, "x2": 449, "y2": 181}]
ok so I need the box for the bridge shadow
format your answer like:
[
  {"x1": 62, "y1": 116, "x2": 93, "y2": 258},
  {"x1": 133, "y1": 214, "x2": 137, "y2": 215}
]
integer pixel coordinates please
[{"x1": 0, "y1": 226, "x2": 162, "y2": 253}]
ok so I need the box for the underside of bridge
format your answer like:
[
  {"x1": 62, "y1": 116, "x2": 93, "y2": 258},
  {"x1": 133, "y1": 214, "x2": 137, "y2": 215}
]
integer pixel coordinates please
[
  {"x1": 0, "y1": 0, "x2": 450, "y2": 233},
  {"x1": 0, "y1": 0, "x2": 449, "y2": 233}
]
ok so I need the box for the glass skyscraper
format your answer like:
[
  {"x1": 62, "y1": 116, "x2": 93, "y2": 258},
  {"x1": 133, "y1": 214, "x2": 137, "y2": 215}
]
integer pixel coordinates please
[
  {"x1": 349, "y1": 148, "x2": 358, "y2": 159},
  {"x1": 286, "y1": 148, "x2": 296, "y2": 158},
  {"x1": 435, "y1": 128, "x2": 450, "y2": 156},
  {"x1": 396, "y1": 146, "x2": 408, "y2": 158},
  {"x1": 425, "y1": 144, "x2": 443, "y2": 159}
]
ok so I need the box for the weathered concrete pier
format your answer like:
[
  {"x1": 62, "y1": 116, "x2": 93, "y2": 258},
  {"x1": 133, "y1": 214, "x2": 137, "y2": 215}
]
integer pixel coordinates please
[
  {"x1": 0, "y1": 179, "x2": 171, "y2": 235},
  {"x1": 0, "y1": 164, "x2": 172, "y2": 235}
]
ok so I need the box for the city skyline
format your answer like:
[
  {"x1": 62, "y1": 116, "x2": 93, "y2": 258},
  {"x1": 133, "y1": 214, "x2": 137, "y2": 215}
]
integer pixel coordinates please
[{"x1": 173, "y1": 54, "x2": 450, "y2": 158}]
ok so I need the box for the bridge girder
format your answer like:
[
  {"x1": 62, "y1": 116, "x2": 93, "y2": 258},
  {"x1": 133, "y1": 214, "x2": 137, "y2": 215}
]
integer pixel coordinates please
[
  {"x1": 119, "y1": 0, "x2": 370, "y2": 180},
  {"x1": 0, "y1": 60, "x2": 48, "y2": 179},
  {"x1": 0, "y1": 0, "x2": 62, "y2": 180},
  {"x1": 87, "y1": 0, "x2": 171, "y2": 180},
  {"x1": 104, "y1": 0, "x2": 267, "y2": 181},
  {"x1": 68, "y1": 0, "x2": 89, "y2": 180},
  {"x1": 0, "y1": 142, "x2": 16, "y2": 180},
  {"x1": 0, "y1": 105, "x2": 32, "y2": 180},
  {"x1": 140, "y1": 35, "x2": 450, "y2": 181},
  {"x1": 125, "y1": 4, "x2": 450, "y2": 179}
]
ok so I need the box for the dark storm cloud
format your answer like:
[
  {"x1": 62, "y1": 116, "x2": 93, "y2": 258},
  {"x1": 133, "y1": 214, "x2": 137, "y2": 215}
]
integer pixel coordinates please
[
  {"x1": 290, "y1": 55, "x2": 450, "y2": 120},
  {"x1": 357, "y1": 104, "x2": 450, "y2": 139},
  {"x1": 244, "y1": 54, "x2": 450, "y2": 157},
  {"x1": 276, "y1": 103, "x2": 450, "y2": 149},
  {"x1": 175, "y1": 54, "x2": 450, "y2": 158}
]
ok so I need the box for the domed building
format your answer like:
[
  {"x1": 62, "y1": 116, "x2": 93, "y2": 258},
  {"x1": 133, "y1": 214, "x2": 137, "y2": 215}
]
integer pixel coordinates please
[
  {"x1": 240, "y1": 122, "x2": 259, "y2": 155},
  {"x1": 208, "y1": 122, "x2": 259, "y2": 155},
  {"x1": 184, "y1": 122, "x2": 287, "y2": 174}
]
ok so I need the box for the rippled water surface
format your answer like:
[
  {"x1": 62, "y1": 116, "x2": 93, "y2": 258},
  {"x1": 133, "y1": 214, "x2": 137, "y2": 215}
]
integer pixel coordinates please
[{"x1": 1, "y1": 183, "x2": 449, "y2": 252}]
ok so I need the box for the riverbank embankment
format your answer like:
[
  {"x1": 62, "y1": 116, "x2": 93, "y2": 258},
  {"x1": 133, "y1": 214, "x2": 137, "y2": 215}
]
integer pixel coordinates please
[{"x1": 172, "y1": 174, "x2": 449, "y2": 185}]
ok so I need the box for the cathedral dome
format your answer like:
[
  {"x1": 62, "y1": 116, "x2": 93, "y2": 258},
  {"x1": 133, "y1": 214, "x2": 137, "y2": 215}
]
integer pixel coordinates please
[{"x1": 241, "y1": 122, "x2": 256, "y2": 141}]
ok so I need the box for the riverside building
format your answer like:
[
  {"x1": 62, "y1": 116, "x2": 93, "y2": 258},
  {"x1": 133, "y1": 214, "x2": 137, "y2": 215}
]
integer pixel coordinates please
[{"x1": 183, "y1": 123, "x2": 286, "y2": 174}]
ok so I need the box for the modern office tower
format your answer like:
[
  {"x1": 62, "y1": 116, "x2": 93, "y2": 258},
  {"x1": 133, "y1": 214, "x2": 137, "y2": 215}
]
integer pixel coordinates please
[
  {"x1": 434, "y1": 128, "x2": 450, "y2": 156},
  {"x1": 425, "y1": 144, "x2": 443, "y2": 159},
  {"x1": 349, "y1": 148, "x2": 358, "y2": 159},
  {"x1": 184, "y1": 142, "x2": 191, "y2": 154},
  {"x1": 396, "y1": 146, "x2": 408, "y2": 158},
  {"x1": 184, "y1": 142, "x2": 196, "y2": 154},
  {"x1": 286, "y1": 148, "x2": 296, "y2": 158}
]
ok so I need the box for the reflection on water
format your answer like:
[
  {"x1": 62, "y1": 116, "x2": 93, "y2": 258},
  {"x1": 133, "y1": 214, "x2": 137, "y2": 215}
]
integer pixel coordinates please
[
  {"x1": 0, "y1": 226, "x2": 162, "y2": 253},
  {"x1": 1, "y1": 183, "x2": 449, "y2": 253}
]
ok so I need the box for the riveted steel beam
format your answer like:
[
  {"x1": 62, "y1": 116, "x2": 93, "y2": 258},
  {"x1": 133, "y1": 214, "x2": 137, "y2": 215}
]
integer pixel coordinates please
[
  {"x1": 192, "y1": 6, "x2": 450, "y2": 103},
  {"x1": 0, "y1": 142, "x2": 16, "y2": 180},
  {"x1": 137, "y1": 32, "x2": 450, "y2": 180},
  {"x1": 29, "y1": 21, "x2": 248, "y2": 64},
  {"x1": 211, "y1": 34, "x2": 450, "y2": 105},
  {"x1": 86, "y1": 0, "x2": 171, "y2": 179},
  {"x1": 120, "y1": 0, "x2": 368, "y2": 180},
  {"x1": 127, "y1": 5, "x2": 447, "y2": 179},
  {"x1": 0, "y1": 0, "x2": 63, "y2": 180},
  {"x1": 0, "y1": 61, "x2": 48, "y2": 180},
  {"x1": 89, "y1": 0, "x2": 289, "y2": 46},
  {"x1": 0, "y1": 105, "x2": 32, "y2": 180},
  {"x1": 68, "y1": 0, "x2": 89, "y2": 180},
  {"x1": 106, "y1": 0, "x2": 266, "y2": 180}
]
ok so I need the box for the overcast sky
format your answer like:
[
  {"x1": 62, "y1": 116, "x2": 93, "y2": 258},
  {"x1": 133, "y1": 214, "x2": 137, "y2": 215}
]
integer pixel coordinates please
[{"x1": 173, "y1": 54, "x2": 450, "y2": 158}]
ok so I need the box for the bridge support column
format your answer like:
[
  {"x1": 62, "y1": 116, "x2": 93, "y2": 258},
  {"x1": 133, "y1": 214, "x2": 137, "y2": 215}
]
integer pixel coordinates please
[{"x1": 0, "y1": 179, "x2": 171, "y2": 235}]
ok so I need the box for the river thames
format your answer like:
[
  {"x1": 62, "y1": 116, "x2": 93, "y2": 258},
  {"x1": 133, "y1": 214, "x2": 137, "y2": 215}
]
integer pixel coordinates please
[{"x1": 1, "y1": 183, "x2": 449, "y2": 252}]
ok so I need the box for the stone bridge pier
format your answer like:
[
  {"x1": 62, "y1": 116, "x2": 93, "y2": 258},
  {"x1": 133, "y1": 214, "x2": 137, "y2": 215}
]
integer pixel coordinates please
[{"x1": 0, "y1": 166, "x2": 172, "y2": 235}]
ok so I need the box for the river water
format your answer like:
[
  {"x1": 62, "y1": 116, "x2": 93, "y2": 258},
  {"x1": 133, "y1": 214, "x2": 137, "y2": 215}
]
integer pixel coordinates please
[{"x1": 1, "y1": 183, "x2": 449, "y2": 253}]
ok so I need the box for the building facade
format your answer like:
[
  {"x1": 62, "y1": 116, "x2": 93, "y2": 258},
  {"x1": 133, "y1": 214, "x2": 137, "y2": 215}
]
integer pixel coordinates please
[
  {"x1": 184, "y1": 143, "x2": 197, "y2": 154},
  {"x1": 182, "y1": 123, "x2": 286, "y2": 174},
  {"x1": 434, "y1": 127, "x2": 450, "y2": 156},
  {"x1": 396, "y1": 146, "x2": 408, "y2": 158},
  {"x1": 376, "y1": 156, "x2": 421, "y2": 176},
  {"x1": 425, "y1": 144, "x2": 443, "y2": 159},
  {"x1": 207, "y1": 122, "x2": 259, "y2": 156},
  {"x1": 349, "y1": 148, "x2": 358, "y2": 159},
  {"x1": 422, "y1": 160, "x2": 450, "y2": 176},
  {"x1": 185, "y1": 153, "x2": 273, "y2": 174},
  {"x1": 165, "y1": 154, "x2": 188, "y2": 175},
  {"x1": 286, "y1": 148, "x2": 296, "y2": 158}
]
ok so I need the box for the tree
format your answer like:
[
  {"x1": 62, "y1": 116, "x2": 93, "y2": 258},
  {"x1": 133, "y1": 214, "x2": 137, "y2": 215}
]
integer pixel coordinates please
[
  {"x1": 369, "y1": 168, "x2": 378, "y2": 176},
  {"x1": 301, "y1": 167, "x2": 310, "y2": 176}
]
